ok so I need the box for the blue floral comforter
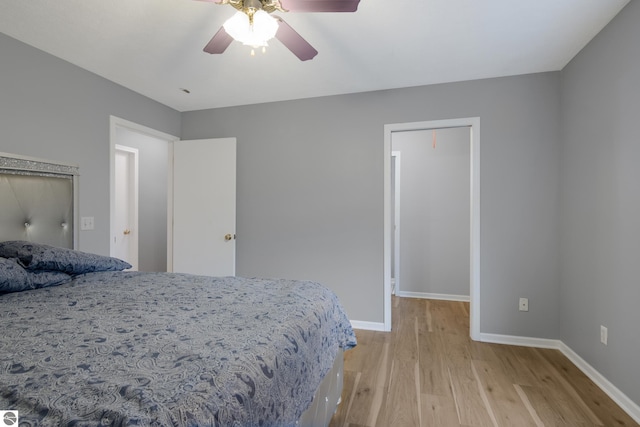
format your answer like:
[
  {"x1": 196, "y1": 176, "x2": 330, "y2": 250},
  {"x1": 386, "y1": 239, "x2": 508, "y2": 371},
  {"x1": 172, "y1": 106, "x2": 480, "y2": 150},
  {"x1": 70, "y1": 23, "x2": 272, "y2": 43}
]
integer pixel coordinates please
[{"x1": 0, "y1": 272, "x2": 356, "y2": 426}]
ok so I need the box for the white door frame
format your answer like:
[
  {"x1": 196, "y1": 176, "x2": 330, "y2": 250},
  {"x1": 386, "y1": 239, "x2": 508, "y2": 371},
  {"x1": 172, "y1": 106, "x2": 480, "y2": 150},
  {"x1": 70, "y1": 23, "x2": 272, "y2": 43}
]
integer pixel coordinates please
[
  {"x1": 384, "y1": 117, "x2": 481, "y2": 340},
  {"x1": 109, "y1": 116, "x2": 179, "y2": 267},
  {"x1": 114, "y1": 144, "x2": 139, "y2": 269},
  {"x1": 391, "y1": 151, "x2": 401, "y2": 295}
]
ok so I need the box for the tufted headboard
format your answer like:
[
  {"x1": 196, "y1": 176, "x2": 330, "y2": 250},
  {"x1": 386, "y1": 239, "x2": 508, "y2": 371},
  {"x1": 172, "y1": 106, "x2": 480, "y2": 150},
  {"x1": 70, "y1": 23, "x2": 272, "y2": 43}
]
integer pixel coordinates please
[{"x1": 0, "y1": 152, "x2": 79, "y2": 249}]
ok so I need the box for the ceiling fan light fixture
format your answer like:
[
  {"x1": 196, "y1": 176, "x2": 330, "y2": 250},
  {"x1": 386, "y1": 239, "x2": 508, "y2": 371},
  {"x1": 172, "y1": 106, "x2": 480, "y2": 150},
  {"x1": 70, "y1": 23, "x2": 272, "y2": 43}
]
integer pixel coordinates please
[{"x1": 223, "y1": 10, "x2": 279, "y2": 48}]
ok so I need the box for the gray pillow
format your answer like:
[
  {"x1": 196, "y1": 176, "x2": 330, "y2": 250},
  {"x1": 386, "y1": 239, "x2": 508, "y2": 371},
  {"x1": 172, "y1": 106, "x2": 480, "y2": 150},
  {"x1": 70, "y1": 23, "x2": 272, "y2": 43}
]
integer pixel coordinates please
[
  {"x1": 27, "y1": 270, "x2": 73, "y2": 289},
  {"x1": 0, "y1": 241, "x2": 131, "y2": 275},
  {"x1": 0, "y1": 257, "x2": 73, "y2": 293},
  {"x1": 0, "y1": 257, "x2": 31, "y2": 293}
]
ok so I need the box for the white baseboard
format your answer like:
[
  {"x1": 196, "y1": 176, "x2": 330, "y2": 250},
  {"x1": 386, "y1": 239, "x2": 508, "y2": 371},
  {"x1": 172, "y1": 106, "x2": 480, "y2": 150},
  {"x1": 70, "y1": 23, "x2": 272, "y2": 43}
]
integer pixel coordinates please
[
  {"x1": 396, "y1": 291, "x2": 470, "y2": 302},
  {"x1": 350, "y1": 320, "x2": 386, "y2": 331},
  {"x1": 480, "y1": 333, "x2": 640, "y2": 424},
  {"x1": 480, "y1": 333, "x2": 561, "y2": 349},
  {"x1": 558, "y1": 342, "x2": 640, "y2": 424}
]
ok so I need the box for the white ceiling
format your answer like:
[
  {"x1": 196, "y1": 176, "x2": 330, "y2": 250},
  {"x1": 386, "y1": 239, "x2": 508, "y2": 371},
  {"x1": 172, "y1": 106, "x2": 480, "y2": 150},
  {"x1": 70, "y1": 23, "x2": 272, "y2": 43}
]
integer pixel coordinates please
[{"x1": 0, "y1": 0, "x2": 630, "y2": 112}]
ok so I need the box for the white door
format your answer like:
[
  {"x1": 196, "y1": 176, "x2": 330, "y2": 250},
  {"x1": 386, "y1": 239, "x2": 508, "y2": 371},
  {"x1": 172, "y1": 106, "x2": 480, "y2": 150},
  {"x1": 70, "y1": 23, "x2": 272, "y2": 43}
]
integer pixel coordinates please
[
  {"x1": 171, "y1": 138, "x2": 236, "y2": 276},
  {"x1": 114, "y1": 145, "x2": 139, "y2": 270}
]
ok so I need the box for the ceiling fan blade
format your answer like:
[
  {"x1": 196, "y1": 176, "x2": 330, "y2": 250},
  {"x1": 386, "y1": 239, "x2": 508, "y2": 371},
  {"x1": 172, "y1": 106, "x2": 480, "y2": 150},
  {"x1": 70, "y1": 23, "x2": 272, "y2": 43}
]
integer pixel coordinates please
[
  {"x1": 274, "y1": 16, "x2": 318, "y2": 61},
  {"x1": 203, "y1": 27, "x2": 234, "y2": 54},
  {"x1": 279, "y1": 0, "x2": 359, "y2": 12}
]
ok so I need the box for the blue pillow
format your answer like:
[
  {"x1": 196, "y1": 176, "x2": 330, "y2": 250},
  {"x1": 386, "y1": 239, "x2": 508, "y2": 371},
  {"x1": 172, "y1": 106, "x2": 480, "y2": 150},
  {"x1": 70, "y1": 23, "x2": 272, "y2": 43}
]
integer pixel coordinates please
[
  {"x1": 0, "y1": 257, "x2": 31, "y2": 293},
  {"x1": 27, "y1": 270, "x2": 73, "y2": 289},
  {"x1": 0, "y1": 257, "x2": 73, "y2": 293},
  {"x1": 0, "y1": 241, "x2": 131, "y2": 275}
]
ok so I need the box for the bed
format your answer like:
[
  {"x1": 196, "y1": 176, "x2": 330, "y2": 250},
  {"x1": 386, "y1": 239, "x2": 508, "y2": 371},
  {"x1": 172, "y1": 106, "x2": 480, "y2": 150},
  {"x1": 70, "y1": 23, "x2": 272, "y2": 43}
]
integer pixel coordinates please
[{"x1": 0, "y1": 153, "x2": 356, "y2": 426}]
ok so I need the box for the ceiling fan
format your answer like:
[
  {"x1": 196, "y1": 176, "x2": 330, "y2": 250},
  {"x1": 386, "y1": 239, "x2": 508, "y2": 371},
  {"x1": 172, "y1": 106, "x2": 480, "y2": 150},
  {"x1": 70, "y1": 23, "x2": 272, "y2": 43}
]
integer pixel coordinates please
[{"x1": 198, "y1": 0, "x2": 360, "y2": 61}]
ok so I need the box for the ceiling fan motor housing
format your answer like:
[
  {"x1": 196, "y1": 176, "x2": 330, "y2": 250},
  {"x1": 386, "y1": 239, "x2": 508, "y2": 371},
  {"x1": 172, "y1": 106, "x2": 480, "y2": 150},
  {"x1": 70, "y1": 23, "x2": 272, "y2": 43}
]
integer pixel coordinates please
[
  {"x1": 204, "y1": 0, "x2": 360, "y2": 60},
  {"x1": 223, "y1": 0, "x2": 285, "y2": 13}
]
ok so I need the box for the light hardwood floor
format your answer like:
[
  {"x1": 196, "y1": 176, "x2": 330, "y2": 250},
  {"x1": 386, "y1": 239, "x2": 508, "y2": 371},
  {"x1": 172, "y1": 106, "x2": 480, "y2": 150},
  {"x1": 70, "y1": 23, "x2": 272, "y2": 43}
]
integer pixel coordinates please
[{"x1": 330, "y1": 297, "x2": 638, "y2": 427}]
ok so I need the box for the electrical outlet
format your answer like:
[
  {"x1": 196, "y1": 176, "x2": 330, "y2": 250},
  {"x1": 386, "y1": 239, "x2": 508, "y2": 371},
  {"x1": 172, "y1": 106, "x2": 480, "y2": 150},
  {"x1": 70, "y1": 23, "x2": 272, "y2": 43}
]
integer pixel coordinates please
[
  {"x1": 519, "y1": 297, "x2": 529, "y2": 312},
  {"x1": 600, "y1": 325, "x2": 608, "y2": 345},
  {"x1": 80, "y1": 216, "x2": 95, "y2": 231}
]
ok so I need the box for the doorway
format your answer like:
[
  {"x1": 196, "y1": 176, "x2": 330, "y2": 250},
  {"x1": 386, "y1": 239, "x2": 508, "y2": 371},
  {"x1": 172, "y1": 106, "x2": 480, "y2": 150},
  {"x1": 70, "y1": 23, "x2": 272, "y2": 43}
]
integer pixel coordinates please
[
  {"x1": 392, "y1": 127, "x2": 470, "y2": 299},
  {"x1": 109, "y1": 116, "x2": 179, "y2": 271},
  {"x1": 384, "y1": 118, "x2": 480, "y2": 340},
  {"x1": 113, "y1": 144, "x2": 139, "y2": 270}
]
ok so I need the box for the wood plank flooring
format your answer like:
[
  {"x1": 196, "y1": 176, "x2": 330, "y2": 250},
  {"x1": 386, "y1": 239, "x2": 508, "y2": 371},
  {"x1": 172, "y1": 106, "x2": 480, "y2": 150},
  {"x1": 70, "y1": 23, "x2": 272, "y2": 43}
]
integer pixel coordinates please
[{"x1": 330, "y1": 297, "x2": 638, "y2": 427}]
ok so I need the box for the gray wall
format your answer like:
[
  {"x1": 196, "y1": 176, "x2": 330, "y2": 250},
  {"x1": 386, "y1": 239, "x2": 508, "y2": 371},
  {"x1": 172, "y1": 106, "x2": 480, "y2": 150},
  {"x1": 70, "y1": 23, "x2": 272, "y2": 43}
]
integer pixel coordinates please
[
  {"x1": 182, "y1": 72, "x2": 562, "y2": 332},
  {"x1": 560, "y1": 1, "x2": 640, "y2": 405},
  {"x1": 0, "y1": 33, "x2": 181, "y2": 256},
  {"x1": 115, "y1": 127, "x2": 169, "y2": 272},
  {"x1": 392, "y1": 127, "x2": 470, "y2": 296}
]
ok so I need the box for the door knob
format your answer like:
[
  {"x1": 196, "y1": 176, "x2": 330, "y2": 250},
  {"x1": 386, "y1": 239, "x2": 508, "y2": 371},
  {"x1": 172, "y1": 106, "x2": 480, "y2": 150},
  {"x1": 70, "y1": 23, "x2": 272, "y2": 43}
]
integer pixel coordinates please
[
  {"x1": 224, "y1": 234, "x2": 235, "y2": 241},
  {"x1": 123, "y1": 229, "x2": 131, "y2": 235}
]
